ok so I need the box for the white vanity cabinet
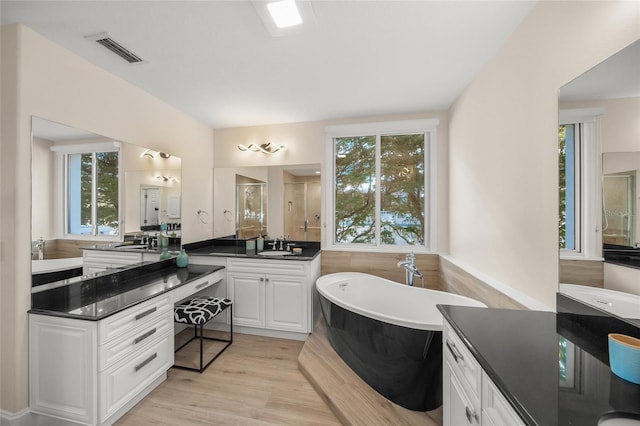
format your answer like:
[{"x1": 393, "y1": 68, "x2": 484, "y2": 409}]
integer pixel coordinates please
[
  {"x1": 226, "y1": 256, "x2": 320, "y2": 335},
  {"x1": 30, "y1": 294, "x2": 173, "y2": 425},
  {"x1": 443, "y1": 320, "x2": 525, "y2": 426},
  {"x1": 83, "y1": 250, "x2": 143, "y2": 275}
]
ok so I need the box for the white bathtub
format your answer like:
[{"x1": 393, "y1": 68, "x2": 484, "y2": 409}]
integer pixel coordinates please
[
  {"x1": 32, "y1": 257, "x2": 83, "y2": 274},
  {"x1": 560, "y1": 283, "x2": 640, "y2": 319},
  {"x1": 316, "y1": 272, "x2": 487, "y2": 331}
]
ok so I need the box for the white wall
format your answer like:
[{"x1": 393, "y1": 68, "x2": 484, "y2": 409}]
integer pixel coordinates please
[
  {"x1": 1, "y1": 23, "x2": 214, "y2": 414},
  {"x1": 448, "y1": 1, "x2": 640, "y2": 310},
  {"x1": 213, "y1": 111, "x2": 450, "y2": 251}
]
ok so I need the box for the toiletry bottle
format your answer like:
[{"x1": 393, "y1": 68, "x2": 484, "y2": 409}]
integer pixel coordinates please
[
  {"x1": 159, "y1": 247, "x2": 171, "y2": 260},
  {"x1": 176, "y1": 247, "x2": 189, "y2": 267},
  {"x1": 257, "y1": 236, "x2": 264, "y2": 251}
]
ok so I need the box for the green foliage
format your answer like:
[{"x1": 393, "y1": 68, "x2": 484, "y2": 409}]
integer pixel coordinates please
[
  {"x1": 559, "y1": 125, "x2": 567, "y2": 248},
  {"x1": 80, "y1": 151, "x2": 119, "y2": 233},
  {"x1": 334, "y1": 133, "x2": 425, "y2": 246}
]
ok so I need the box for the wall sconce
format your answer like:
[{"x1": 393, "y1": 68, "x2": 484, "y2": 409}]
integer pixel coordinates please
[
  {"x1": 141, "y1": 149, "x2": 171, "y2": 159},
  {"x1": 237, "y1": 142, "x2": 285, "y2": 154},
  {"x1": 156, "y1": 175, "x2": 179, "y2": 183}
]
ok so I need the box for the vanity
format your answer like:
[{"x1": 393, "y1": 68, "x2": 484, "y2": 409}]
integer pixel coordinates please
[
  {"x1": 438, "y1": 295, "x2": 640, "y2": 426},
  {"x1": 29, "y1": 259, "x2": 225, "y2": 426}
]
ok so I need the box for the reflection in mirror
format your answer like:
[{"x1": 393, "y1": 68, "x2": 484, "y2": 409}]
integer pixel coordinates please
[
  {"x1": 213, "y1": 164, "x2": 321, "y2": 241},
  {"x1": 603, "y1": 152, "x2": 639, "y2": 247},
  {"x1": 31, "y1": 117, "x2": 182, "y2": 267},
  {"x1": 236, "y1": 175, "x2": 267, "y2": 239},
  {"x1": 558, "y1": 40, "x2": 640, "y2": 326}
]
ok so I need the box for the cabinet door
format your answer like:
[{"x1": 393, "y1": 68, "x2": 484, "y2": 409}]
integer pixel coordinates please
[
  {"x1": 265, "y1": 274, "x2": 308, "y2": 332},
  {"x1": 444, "y1": 360, "x2": 480, "y2": 426},
  {"x1": 228, "y1": 272, "x2": 265, "y2": 328}
]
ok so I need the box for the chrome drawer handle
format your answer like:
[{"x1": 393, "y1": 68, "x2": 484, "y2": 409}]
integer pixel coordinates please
[
  {"x1": 465, "y1": 406, "x2": 479, "y2": 423},
  {"x1": 135, "y1": 307, "x2": 157, "y2": 320},
  {"x1": 134, "y1": 328, "x2": 157, "y2": 345},
  {"x1": 446, "y1": 340, "x2": 464, "y2": 363},
  {"x1": 195, "y1": 281, "x2": 209, "y2": 290},
  {"x1": 134, "y1": 353, "x2": 157, "y2": 372}
]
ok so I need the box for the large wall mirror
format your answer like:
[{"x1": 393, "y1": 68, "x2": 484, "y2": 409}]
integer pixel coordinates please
[
  {"x1": 558, "y1": 40, "x2": 640, "y2": 327},
  {"x1": 213, "y1": 164, "x2": 321, "y2": 241},
  {"x1": 31, "y1": 117, "x2": 182, "y2": 266}
]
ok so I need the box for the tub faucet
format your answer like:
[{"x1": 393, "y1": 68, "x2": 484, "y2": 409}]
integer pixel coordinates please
[{"x1": 397, "y1": 252, "x2": 423, "y2": 286}]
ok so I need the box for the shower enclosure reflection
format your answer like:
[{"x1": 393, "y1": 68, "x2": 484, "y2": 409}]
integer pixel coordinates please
[
  {"x1": 236, "y1": 174, "x2": 267, "y2": 239},
  {"x1": 283, "y1": 179, "x2": 321, "y2": 241}
]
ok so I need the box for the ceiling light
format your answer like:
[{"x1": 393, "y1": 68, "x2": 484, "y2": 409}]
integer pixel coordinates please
[
  {"x1": 252, "y1": 0, "x2": 315, "y2": 37},
  {"x1": 267, "y1": 0, "x2": 302, "y2": 29}
]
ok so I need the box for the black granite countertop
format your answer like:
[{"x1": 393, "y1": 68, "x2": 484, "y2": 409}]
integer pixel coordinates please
[
  {"x1": 29, "y1": 259, "x2": 224, "y2": 321},
  {"x1": 183, "y1": 238, "x2": 321, "y2": 261},
  {"x1": 438, "y1": 303, "x2": 640, "y2": 426},
  {"x1": 603, "y1": 244, "x2": 640, "y2": 270}
]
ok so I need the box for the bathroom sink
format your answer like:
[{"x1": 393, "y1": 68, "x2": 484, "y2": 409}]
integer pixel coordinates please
[{"x1": 257, "y1": 250, "x2": 292, "y2": 257}]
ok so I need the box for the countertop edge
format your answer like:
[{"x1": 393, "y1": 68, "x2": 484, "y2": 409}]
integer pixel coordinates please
[{"x1": 438, "y1": 306, "x2": 539, "y2": 426}]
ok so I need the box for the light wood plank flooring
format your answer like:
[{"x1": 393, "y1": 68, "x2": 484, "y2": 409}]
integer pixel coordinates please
[
  {"x1": 116, "y1": 330, "x2": 340, "y2": 426},
  {"x1": 299, "y1": 319, "x2": 443, "y2": 426}
]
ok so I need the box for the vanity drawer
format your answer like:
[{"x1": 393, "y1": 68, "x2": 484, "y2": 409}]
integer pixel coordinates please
[
  {"x1": 444, "y1": 321, "x2": 481, "y2": 400},
  {"x1": 99, "y1": 331, "x2": 173, "y2": 423},
  {"x1": 99, "y1": 295, "x2": 171, "y2": 344},
  {"x1": 173, "y1": 270, "x2": 224, "y2": 304},
  {"x1": 99, "y1": 310, "x2": 173, "y2": 371}
]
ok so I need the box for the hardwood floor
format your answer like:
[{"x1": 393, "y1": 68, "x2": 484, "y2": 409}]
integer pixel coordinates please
[
  {"x1": 299, "y1": 320, "x2": 443, "y2": 426},
  {"x1": 116, "y1": 330, "x2": 340, "y2": 426}
]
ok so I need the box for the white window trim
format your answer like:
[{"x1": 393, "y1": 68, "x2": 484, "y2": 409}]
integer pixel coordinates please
[
  {"x1": 54, "y1": 142, "x2": 123, "y2": 241},
  {"x1": 324, "y1": 119, "x2": 438, "y2": 253},
  {"x1": 559, "y1": 109, "x2": 602, "y2": 261}
]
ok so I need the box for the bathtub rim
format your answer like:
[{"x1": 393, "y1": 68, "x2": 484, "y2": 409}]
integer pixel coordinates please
[{"x1": 316, "y1": 271, "x2": 486, "y2": 331}]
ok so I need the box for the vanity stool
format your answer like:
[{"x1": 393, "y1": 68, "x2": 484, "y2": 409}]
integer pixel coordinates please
[{"x1": 173, "y1": 296, "x2": 233, "y2": 373}]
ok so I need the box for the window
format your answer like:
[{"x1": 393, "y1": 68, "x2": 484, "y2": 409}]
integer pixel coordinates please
[
  {"x1": 326, "y1": 120, "x2": 437, "y2": 251},
  {"x1": 53, "y1": 143, "x2": 121, "y2": 237},
  {"x1": 558, "y1": 109, "x2": 600, "y2": 259},
  {"x1": 559, "y1": 123, "x2": 581, "y2": 251}
]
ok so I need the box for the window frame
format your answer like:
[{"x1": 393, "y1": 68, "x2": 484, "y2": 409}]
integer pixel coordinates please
[
  {"x1": 559, "y1": 109, "x2": 601, "y2": 260},
  {"x1": 51, "y1": 142, "x2": 122, "y2": 241},
  {"x1": 325, "y1": 119, "x2": 438, "y2": 252}
]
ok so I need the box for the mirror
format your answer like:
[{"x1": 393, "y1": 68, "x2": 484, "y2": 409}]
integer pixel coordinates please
[
  {"x1": 558, "y1": 40, "x2": 640, "y2": 323},
  {"x1": 31, "y1": 117, "x2": 182, "y2": 264},
  {"x1": 236, "y1": 175, "x2": 267, "y2": 239},
  {"x1": 214, "y1": 164, "x2": 321, "y2": 241}
]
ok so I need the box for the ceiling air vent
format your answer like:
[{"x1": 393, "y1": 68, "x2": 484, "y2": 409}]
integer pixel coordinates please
[{"x1": 85, "y1": 32, "x2": 144, "y2": 64}]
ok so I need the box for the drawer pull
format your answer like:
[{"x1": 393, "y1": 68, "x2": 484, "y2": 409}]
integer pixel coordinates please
[
  {"x1": 446, "y1": 340, "x2": 464, "y2": 363},
  {"x1": 134, "y1": 352, "x2": 157, "y2": 372},
  {"x1": 195, "y1": 281, "x2": 209, "y2": 290},
  {"x1": 135, "y1": 307, "x2": 157, "y2": 321},
  {"x1": 134, "y1": 328, "x2": 157, "y2": 345},
  {"x1": 465, "y1": 406, "x2": 479, "y2": 423}
]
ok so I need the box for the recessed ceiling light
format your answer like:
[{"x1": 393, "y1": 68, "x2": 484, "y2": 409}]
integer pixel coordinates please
[
  {"x1": 252, "y1": 0, "x2": 315, "y2": 37},
  {"x1": 267, "y1": 0, "x2": 302, "y2": 28}
]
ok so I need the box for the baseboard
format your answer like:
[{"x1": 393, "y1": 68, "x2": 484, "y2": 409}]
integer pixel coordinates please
[
  {"x1": 204, "y1": 322, "x2": 308, "y2": 341},
  {"x1": 0, "y1": 407, "x2": 30, "y2": 424}
]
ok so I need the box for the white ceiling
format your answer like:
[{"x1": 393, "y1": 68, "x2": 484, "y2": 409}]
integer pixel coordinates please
[{"x1": 2, "y1": 1, "x2": 537, "y2": 129}]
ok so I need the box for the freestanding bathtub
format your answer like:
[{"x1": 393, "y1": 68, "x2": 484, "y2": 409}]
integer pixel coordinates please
[{"x1": 316, "y1": 272, "x2": 487, "y2": 411}]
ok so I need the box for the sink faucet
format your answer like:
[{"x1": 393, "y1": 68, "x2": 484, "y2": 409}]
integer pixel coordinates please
[
  {"x1": 397, "y1": 252, "x2": 423, "y2": 286},
  {"x1": 35, "y1": 237, "x2": 45, "y2": 260}
]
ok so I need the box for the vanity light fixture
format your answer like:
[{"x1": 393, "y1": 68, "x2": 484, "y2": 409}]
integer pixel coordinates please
[
  {"x1": 156, "y1": 175, "x2": 179, "y2": 183},
  {"x1": 141, "y1": 149, "x2": 171, "y2": 159},
  {"x1": 237, "y1": 142, "x2": 286, "y2": 154}
]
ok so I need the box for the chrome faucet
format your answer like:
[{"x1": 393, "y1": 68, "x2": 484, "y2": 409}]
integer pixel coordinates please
[
  {"x1": 397, "y1": 252, "x2": 423, "y2": 286},
  {"x1": 35, "y1": 237, "x2": 45, "y2": 260}
]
